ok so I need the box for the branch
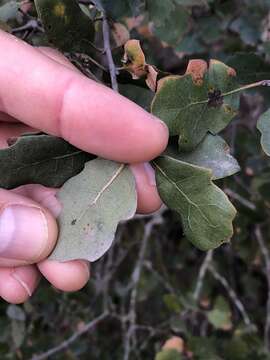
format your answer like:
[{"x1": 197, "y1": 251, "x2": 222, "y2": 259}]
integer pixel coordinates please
[
  {"x1": 123, "y1": 214, "x2": 163, "y2": 360},
  {"x1": 30, "y1": 312, "x2": 109, "y2": 360},
  {"x1": 208, "y1": 265, "x2": 252, "y2": 327},
  {"x1": 225, "y1": 188, "x2": 256, "y2": 211},
  {"x1": 255, "y1": 225, "x2": 270, "y2": 351},
  {"x1": 193, "y1": 250, "x2": 214, "y2": 302},
  {"x1": 102, "y1": 16, "x2": 119, "y2": 91},
  {"x1": 91, "y1": 0, "x2": 119, "y2": 91}
]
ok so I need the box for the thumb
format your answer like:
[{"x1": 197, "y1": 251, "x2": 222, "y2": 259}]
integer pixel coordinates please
[{"x1": 0, "y1": 189, "x2": 58, "y2": 267}]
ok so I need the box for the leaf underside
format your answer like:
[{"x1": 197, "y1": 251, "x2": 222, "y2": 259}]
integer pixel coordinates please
[
  {"x1": 49, "y1": 158, "x2": 137, "y2": 262},
  {"x1": 166, "y1": 134, "x2": 240, "y2": 180}
]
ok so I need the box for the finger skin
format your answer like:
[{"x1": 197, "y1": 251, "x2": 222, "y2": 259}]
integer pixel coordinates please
[
  {"x1": 0, "y1": 189, "x2": 58, "y2": 267},
  {"x1": 131, "y1": 163, "x2": 162, "y2": 214},
  {"x1": 38, "y1": 260, "x2": 90, "y2": 292},
  {"x1": 0, "y1": 121, "x2": 163, "y2": 215},
  {"x1": 13, "y1": 184, "x2": 90, "y2": 292},
  {"x1": 0, "y1": 265, "x2": 40, "y2": 304},
  {"x1": 0, "y1": 30, "x2": 168, "y2": 163}
]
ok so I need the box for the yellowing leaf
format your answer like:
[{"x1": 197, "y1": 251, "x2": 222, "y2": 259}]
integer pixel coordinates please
[
  {"x1": 123, "y1": 39, "x2": 147, "y2": 79},
  {"x1": 34, "y1": 0, "x2": 95, "y2": 53}
]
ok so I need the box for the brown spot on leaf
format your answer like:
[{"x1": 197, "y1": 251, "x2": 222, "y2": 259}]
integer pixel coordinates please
[
  {"x1": 156, "y1": 75, "x2": 182, "y2": 92},
  {"x1": 186, "y1": 59, "x2": 208, "y2": 86},
  {"x1": 163, "y1": 336, "x2": 185, "y2": 353},
  {"x1": 145, "y1": 65, "x2": 158, "y2": 92},
  {"x1": 71, "y1": 219, "x2": 77, "y2": 225},
  {"x1": 227, "y1": 67, "x2": 237, "y2": 77}
]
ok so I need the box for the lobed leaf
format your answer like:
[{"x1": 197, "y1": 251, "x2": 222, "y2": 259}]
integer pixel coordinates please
[
  {"x1": 49, "y1": 158, "x2": 137, "y2": 262},
  {"x1": 153, "y1": 155, "x2": 236, "y2": 250},
  {"x1": 151, "y1": 59, "x2": 240, "y2": 152},
  {"x1": 0, "y1": 134, "x2": 94, "y2": 189},
  {"x1": 166, "y1": 134, "x2": 240, "y2": 180}
]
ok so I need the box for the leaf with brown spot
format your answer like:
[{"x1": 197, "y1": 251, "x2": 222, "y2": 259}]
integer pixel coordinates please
[
  {"x1": 152, "y1": 59, "x2": 240, "y2": 152},
  {"x1": 49, "y1": 158, "x2": 137, "y2": 262}
]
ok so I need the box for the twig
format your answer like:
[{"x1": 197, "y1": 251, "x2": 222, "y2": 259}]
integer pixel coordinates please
[
  {"x1": 225, "y1": 188, "x2": 256, "y2": 211},
  {"x1": 208, "y1": 265, "x2": 252, "y2": 327},
  {"x1": 91, "y1": 0, "x2": 119, "y2": 91},
  {"x1": 101, "y1": 15, "x2": 118, "y2": 91},
  {"x1": 193, "y1": 250, "x2": 214, "y2": 302},
  {"x1": 30, "y1": 312, "x2": 109, "y2": 360},
  {"x1": 255, "y1": 226, "x2": 270, "y2": 350},
  {"x1": 123, "y1": 214, "x2": 163, "y2": 360}
]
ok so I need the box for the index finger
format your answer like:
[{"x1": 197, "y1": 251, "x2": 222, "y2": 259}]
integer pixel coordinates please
[{"x1": 0, "y1": 31, "x2": 168, "y2": 163}]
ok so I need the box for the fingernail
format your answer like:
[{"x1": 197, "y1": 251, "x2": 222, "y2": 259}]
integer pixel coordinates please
[
  {"x1": 12, "y1": 270, "x2": 32, "y2": 296},
  {"x1": 150, "y1": 114, "x2": 167, "y2": 129},
  {"x1": 143, "y1": 163, "x2": 156, "y2": 186},
  {"x1": 0, "y1": 205, "x2": 48, "y2": 261}
]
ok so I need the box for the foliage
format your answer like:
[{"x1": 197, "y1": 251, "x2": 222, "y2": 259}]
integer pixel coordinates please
[{"x1": 1, "y1": 0, "x2": 270, "y2": 359}]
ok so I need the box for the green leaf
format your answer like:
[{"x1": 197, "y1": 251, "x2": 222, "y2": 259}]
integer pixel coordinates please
[
  {"x1": 257, "y1": 109, "x2": 270, "y2": 156},
  {"x1": 119, "y1": 84, "x2": 154, "y2": 111},
  {"x1": 152, "y1": 155, "x2": 236, "y2": 250},
  {"x1": 155, "y1": 349, "x2": 183, "y2": 360},
  {"x1": 174, "y1": 0, "x2": 209, "y2": 5},
  {"x1": 0, "y1": 134, "x2": 94, "y2": 189},
  {"x1": 166, "y1": 134, "x2": 240, "y2": 180},
  {"x1": 102, "y1": 0, "x2": 140, "y2": 19},
  {"x1": 151, "y1": 60, "x2": 240, "y2": 152},
  {"x1": 34, "y1": 0, "x2": 95, "y2": 53},
  {"x1": 207, "y1": 296, "x2": 232, "y2": 330},
  {"x1": 149, "y1": 4, "x2": 189, "y2": 46},
  {"x1": 49, "y1": 158, "x2": 137, "y2": 262},
  {"x1": 226, "y1": 53, "x2": 270, "y2": 85},
  {"x1": 163, "y1": 294, "x2": 183, "y2": 313}
]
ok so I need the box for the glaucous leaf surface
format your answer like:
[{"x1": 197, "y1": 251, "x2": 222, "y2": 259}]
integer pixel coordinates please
[
  {"x1": 0, "y1": 0, "x2": 18, "y2": 21},
  {"x1": 257, "y1": 109, "x2": 270, "y2": 156},
  {"x1": 151, "y1": 60, "x2": 240, "y2": 152},
  {"x1": 166, "y1": 134, "x2": 240, "y2": 180},
  {"x1": 34, "y1": 0, "x2": 95, "y2": 52},
  {"x1": 0, "y1": 134, "x2": 94, "y2": 189},
  {"x1": 49, "y1": 158, "x2": 137, "y2": 262},
  {"x1": 153, "y1": 156, "x2": 236, "y2": 250}
]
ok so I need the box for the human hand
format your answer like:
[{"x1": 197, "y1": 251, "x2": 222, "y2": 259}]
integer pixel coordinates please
[{"x1": 0, "y1": 30, "x2": 168, "y2": 304}]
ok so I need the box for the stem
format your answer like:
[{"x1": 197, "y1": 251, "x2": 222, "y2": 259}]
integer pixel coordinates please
[{"x1": 222, "y1": 80, "x2": 270, "y2": 98}]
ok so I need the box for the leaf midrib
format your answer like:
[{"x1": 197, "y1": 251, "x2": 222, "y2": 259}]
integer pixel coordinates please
[{"x1": 153, "y1": 160, "x2": 215, "y2": 227}]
